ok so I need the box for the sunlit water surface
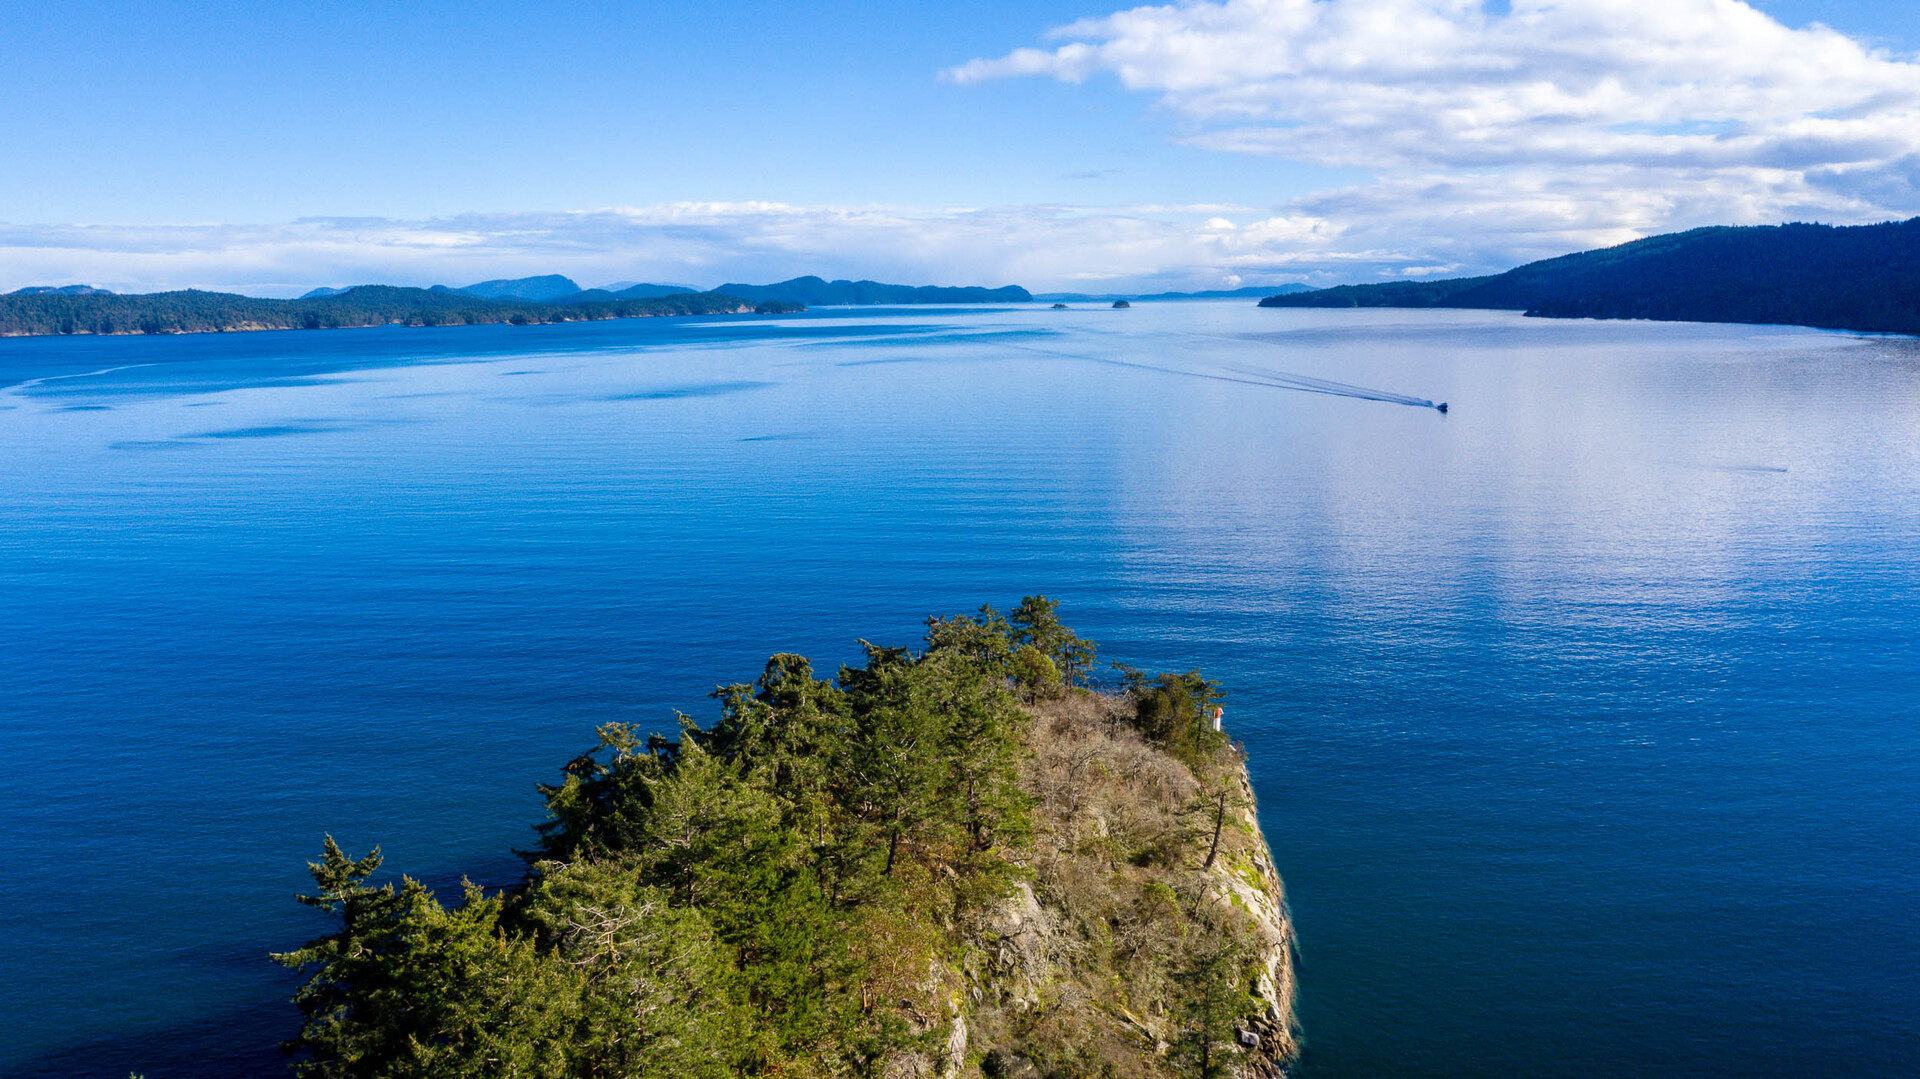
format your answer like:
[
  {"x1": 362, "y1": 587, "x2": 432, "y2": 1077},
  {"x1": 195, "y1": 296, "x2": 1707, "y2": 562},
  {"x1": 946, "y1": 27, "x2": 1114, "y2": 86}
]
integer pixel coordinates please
[{"x1": 2, "y1": 304, "x2": 1916, "y2": 1077}]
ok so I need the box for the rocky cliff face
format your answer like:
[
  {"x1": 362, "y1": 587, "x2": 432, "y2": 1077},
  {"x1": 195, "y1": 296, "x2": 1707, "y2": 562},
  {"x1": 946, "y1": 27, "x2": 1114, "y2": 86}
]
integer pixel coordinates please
[
  {"x1": 906, "y1": 693, "x2": 1298, "y2": 1079},
  {"x1": 1209, "y1": 765, "x2": 1298, "y2": 1076}
]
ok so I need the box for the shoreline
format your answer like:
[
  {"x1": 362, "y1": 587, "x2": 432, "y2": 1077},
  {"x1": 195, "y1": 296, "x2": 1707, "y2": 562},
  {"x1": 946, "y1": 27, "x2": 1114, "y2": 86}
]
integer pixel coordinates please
[
  {"x1": 1255, "y1": 300, "x2": 1920, "y2": 339},
  {"x1": 0, "y1": 287, "x2": 798, "y2": 339},
  {"x1": 0, "y1": 306, "x2": 762, "y2": 339}
]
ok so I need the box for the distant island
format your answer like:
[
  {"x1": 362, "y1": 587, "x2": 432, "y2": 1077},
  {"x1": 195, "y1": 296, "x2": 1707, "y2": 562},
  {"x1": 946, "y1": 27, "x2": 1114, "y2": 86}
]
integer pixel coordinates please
[
  {"x1": 272, "y1": 599, "x2": 1296, "y2": 1078},
  {"x1": 0, "y1": 286, "x2": 792, "y2": 338},
  {"x1": 711, "y1": 275, "x2": 1032, "y2": 306},
  {"x1": 1259, "y1": 218, "x2": 1920, "y2": 335},
  {"x1": 0, "y1": 272, "x2": 1041, "y2": 337}
]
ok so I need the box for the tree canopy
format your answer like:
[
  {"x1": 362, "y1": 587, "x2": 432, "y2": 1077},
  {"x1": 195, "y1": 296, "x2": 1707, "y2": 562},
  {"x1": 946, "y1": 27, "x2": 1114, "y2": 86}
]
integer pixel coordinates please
[
  {"x1": 1259, "y1": 217, "x2": 1920, "y2": 336},
  {"x1": 0, "y1": 287, "x2": 767, "y2": 337},
  {"x1": 274, "y1": 600, "x2": 1286, "y2": 1078}
]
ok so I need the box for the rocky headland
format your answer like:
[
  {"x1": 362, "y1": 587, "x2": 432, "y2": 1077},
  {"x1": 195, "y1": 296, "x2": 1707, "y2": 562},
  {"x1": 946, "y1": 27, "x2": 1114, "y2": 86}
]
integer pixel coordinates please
[{"x1": 273, "y1": 600, "x2": 1296, "y2": 1078}]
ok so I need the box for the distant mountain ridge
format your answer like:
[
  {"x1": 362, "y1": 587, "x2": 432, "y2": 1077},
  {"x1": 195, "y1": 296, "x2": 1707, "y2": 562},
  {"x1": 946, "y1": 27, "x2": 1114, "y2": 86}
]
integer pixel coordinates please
[
  {"x1": 285, "y1": 275, "x2": 1031, "y2": 307},
  {"x1": 592, "y1": 282, "x2": 707, "y2": 300},
  {"x1": 443, "y1": 275, "x2": 583, "y2": 302},
  {"x1": 1259, "y1": 218, "x2": 1920, "y2": 335},
  {"x1": 558, "y1": 283, "x2": 729, "y2": 305},
  {"x1": 713, "y1": 275, "x2": 1032, "y2": 305},
  {"x1": 9, "y1": 285, "x2": 113, "y2": 297}
]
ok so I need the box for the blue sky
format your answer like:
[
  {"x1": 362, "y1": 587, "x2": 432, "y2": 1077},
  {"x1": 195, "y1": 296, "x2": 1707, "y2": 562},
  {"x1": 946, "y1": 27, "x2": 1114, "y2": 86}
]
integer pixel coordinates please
[{"x1": 4, "y1": 1, "x2": 1920, "y2": 294}]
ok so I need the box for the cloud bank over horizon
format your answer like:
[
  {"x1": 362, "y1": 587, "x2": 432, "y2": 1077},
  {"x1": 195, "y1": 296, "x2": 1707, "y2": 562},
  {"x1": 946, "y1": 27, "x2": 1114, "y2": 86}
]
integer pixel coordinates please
[
  {"x1": 0, "y1": 204, "x2": 1356, "y2": 297},
  {"x1": 8, "y1": 0, "x2": 1920, "y2": 295}
]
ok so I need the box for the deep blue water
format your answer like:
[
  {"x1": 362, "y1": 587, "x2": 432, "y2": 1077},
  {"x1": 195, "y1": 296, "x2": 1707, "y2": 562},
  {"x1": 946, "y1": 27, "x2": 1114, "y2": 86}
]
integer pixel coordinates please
[{"x1": 2, "y1": 304, "x2": 1916, "y2": 1077}]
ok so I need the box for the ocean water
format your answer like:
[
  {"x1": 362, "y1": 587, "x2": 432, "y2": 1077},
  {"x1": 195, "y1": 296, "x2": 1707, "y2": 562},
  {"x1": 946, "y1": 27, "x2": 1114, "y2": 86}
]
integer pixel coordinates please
[{"x1": 1, "y1": 304, "x2": 1916, "y2": 1077}]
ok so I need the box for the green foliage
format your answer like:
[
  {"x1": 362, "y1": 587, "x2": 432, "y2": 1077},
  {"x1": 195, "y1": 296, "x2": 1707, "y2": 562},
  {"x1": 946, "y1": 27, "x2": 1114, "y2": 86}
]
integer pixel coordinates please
[
  {"x1": 1009, "y1": 646, "x2": 1062, "y2": 700},
  {"x1": 838, "y1": 641, "x2": 951, "y2": 876},
  {"x1": 516, "y1": 861, "x2": 740, "y2": 1078},
  {"x1": 273, "y1": 840, "x2": 587, "y2": 1078},
  {"x1": 0, "y1": 286, "x2": 764, "y2": 337},
  {"x1": 1170, "y1": 933, "x2": 1255, "y2": 1079},
  {"x1": 1009, "y1": 595, "x2": 1097, "y2": 685},
  {"x1": 273, "y1": 598, "x2": 1280, "y2": 1078},
  {"x1": 526, "y1": 721, "x2": 675, "y2": 865},
  {"x1": 923, "y1": 606, "x2": 1015, "y2": 673},
  {"x1": 280, "y1": 600, "x2": 1076, "y2": 1078},
  {"x1": 1117, "y1": 665, "x2": 1228, "y2": 774}
]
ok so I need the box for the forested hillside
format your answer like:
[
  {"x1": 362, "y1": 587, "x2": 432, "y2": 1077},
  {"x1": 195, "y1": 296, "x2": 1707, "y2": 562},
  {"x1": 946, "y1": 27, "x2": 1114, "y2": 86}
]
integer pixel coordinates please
[
  {"x1": 0, "y1": 286, "x2": 785, "y2": 337},
  {"x1": 1260, "y1": 218, "x2": 1920, "y2": 334},
  {"x1": 273, "y1": 600, "x2": 1296, "y2": 1079}
]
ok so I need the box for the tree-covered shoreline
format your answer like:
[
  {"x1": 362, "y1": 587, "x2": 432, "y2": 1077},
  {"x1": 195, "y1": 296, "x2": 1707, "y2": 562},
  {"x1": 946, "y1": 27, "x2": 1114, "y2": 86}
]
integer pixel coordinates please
[
  {"x1": 0, "y1": 285, "x2": 802, "y2": 338},
  {"x1": 1260, "y1": 217, "x2": 1920, "y2": 336},
  {"x1": 273, "y1": 599, "x2": 1296, "y2": 1078}
]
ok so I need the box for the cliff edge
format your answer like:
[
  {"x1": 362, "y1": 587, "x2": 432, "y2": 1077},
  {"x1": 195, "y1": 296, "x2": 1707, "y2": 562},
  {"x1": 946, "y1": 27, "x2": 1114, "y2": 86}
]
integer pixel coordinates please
[{"x1": 938, "y1": 691, "x2": 1297, "y2": 1078}]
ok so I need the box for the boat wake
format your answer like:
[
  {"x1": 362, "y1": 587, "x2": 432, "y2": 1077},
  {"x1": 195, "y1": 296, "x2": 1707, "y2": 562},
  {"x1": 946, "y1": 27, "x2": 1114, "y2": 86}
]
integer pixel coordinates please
[
  {"x1": 7, "y1": 363, "x2": 156, "y2": 397},
  {"x1": 1219, "y1": 362, "x2": 1448, "y2": 412},
  {"x1": 999, "y1": 341, "x2": 1449, "y2": 413}
]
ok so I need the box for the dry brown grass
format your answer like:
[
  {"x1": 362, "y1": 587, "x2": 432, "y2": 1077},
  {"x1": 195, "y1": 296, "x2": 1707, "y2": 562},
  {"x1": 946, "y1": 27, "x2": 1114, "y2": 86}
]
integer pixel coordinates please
[{"x1": 955, "y1": 691, "x2": 1296, "y2": 1079}]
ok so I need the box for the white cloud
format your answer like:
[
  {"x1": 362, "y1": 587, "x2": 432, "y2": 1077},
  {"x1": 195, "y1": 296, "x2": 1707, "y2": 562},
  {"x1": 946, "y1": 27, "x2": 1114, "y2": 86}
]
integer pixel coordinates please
[
  {"x1": 949, "y1": 0, "x2": 1920, "y2": 273},
  {"x1": 0, "y1": 204, "x2": 1359, "y2": 296}
]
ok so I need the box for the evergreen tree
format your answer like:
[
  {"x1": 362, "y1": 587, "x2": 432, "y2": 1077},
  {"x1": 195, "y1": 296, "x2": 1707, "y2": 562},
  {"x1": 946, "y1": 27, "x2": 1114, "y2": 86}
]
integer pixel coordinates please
[
  {"x1": 701, "y1": 653, "x2": 849, "y2": 845},
  {"x1": 275, "y1": 840, "x2": 586, "y2": 1078},
  {"x1": 1008, "y1": 644, "x2": 1063, "y2": 700},
  {"x1": 527, "y1": 721, "x2": 677, "y2": 864},
  {"x1": 838, "y1": 642, "x2": 947, "y2": 875},
  {"x1": 517, "y1": 861, "x2": 738, "y2": 1078},
  {"x1": 915, "y1": 642, "x2": 1032, "y2": 861},
  {"x1": 1118, "y1": 665, "x2": 1227, "y2": 771},
  {"x1": 1010, "y1": 596, "x2": 1098, "y2": 685},
  {"x1": 1171, "y1": 934, "x2": 1253, "y2": 1079},
  {"x1": 922, "y1": 606, "x2": 1016, "y2": 674}
]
